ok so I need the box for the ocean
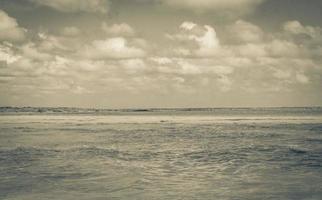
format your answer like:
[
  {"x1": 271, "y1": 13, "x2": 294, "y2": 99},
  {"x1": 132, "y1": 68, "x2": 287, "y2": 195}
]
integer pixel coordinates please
[{"x1": 0, "y1": 107, "x2": 322, "y2": 200}]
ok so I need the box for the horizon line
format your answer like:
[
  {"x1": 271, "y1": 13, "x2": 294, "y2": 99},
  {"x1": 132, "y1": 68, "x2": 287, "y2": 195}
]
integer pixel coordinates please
[{"x1": 1, "y1": 106, "x2": 322, "y2": 110}]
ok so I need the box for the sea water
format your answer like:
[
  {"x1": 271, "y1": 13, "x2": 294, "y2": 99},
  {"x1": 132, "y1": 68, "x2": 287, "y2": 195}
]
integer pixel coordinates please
[{"x1": 0, "y1": 108, "x2": 322, "y2": 200}]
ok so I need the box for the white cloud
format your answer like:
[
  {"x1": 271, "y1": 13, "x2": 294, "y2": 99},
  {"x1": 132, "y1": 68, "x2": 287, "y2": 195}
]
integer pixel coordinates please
[
  {"x1": 102, "y1": 23, "x2": 135, "y2": 36},
  {"x1": 180, "y1": 22, "x2": 197, "y2": 31},
  {"x1": 0, "y1": 44, "x2": 20, "y2": 64},
  {"x1": 82, "y1": 37, "x2": 146, "y2": 59},
  {"x1": 195, "y1": 25, "x2": 220, "y2": 56},
  {"x1": 28, "y1": 0, "x2": 109, "y2": 13},
  {"x1": 0, "y1": 10, "x2": 26, "y2": 42},
  {"x1": 167, "y1": 22, "x2": 220, "y2": 57},
  {"x1": 150, "y1": 57, "x2": 173, "y2": 65}
]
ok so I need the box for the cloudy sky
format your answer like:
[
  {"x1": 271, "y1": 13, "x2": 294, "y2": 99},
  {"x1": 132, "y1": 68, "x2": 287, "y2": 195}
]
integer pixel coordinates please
[{"x1": 0, "y1": 0, "x2": 321, "y2": 108}]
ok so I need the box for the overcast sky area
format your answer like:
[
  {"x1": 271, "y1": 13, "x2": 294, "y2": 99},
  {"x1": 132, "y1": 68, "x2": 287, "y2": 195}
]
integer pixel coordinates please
[{"x1": 0, "y1": 0, "x2": 321, "y2": 108}]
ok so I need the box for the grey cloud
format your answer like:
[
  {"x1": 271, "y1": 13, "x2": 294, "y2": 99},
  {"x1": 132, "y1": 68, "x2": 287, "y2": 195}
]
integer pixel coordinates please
[
  {"x1": 27, "y1": 0, "x2": 110, "y2": 13},
  {"x1": 60, "y1": 26, "x2": 81, "y2": 37},
  {"x1": 0, "y1": 10, "x2": 26, "y2": 42},
  {"x1": 227, "y1": 20, "x2": 264, "y2": 43},
  {"x1": 102, "y1": 23, "x2": 135, "y2": 37},
  {"x1": 160, "y1": 0, "x2": 264, "y2": 12}
]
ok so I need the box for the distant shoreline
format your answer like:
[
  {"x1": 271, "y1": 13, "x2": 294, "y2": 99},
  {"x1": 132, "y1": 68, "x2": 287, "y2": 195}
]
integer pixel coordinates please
[
  {"x1": 1, "y1": 106, "x2": 322, "y2": 110},
  {"x1": 1, "y1": 106, "x2": 322, "y2": 115}
]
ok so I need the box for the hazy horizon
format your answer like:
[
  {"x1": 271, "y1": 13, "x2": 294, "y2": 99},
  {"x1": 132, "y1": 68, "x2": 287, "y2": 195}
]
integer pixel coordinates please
[{"x1": 1, "y1": 105, "x2": 322, "y2": 110}]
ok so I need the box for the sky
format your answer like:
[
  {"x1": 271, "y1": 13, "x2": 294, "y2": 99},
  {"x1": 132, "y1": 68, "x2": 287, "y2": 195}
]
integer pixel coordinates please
[{"x1": 0, "y1": 0, "x2": 321, "y2": 108}]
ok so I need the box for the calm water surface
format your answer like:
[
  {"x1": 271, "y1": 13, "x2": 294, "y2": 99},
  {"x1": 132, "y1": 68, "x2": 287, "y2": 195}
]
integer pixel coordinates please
[{"x1": 0, "y1": 108, "x2": 322, "y2": 200}]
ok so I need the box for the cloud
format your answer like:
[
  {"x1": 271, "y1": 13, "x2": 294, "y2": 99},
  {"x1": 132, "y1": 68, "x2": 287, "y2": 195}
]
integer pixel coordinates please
[
  {"x1": 0, "y1": 10, "x2": 26, "y2": 42},
  {"x1": 160, "y1": 0, "x2": 265, "y2": 14},
  {"x1": 234, "y1": 39, "x2": 304, "y2": 58},
  {"x1": 61, "y1": 26, "x2": 80, "y2": 37},
  {"x1": 150, "y1": 57, "x2": 173, "y2": 65},
  {"x1": 266, "y1": 39, "x2": 302, "y2": 57},
  {"x1": 180, "y1": 22, "x2": 197, "y2": 31},
  {"x1": 20, "y1": 43, "x2": 53, "y2": 61},
  {"x1": 162, "y1": 20, "x2": 321, "y2": 94},
  {"x1": 283, "y1": 20, "x2": 322, "y2": 42},
  {"x1": 284, "y1": 21, "x2": 318, "y2": 36},
  {"x1": 28, "y1": 0, "x2": 109, "y2": 13},
  {"x1": 235, "y1": 43, "x2": 266, "y2": 57},
  {"x1": 0, "y1": 44, "x2": 20, "y2": 64},
  {"x1": 119, "y1": 59, "x2": 147, "y2": 73},
  {"x1": 272, "y1": 69, "x2": 292, "y2": 80},
  {"x1": 228, "y1": 20, "x2": 264, "y2": 43},
  {"x1": 217, "y1": 76, "x2": 233, "y2": 92},
  {"x1": 1, "y1": 17, "x2": 321, "y2": 106},
  {"x1": 194, "y1": 25, "x2": 220, "y2": 56},
  {"x1": 36, "y1": 32, "x2": 83, "y2": 53},
  {"x1": 151, "y1": 57, "x2": 234, "y2": 77},
  {"x1": 149, "y1": 57, "x2": 235, "y2": 92},
  {"x1": 82, "y1": 37, "x2": 146, "y2": 59},
  {"x1": 102, "y1": 23, "x2": 135, "y2": 36},
  {"x1": 167, "y1": 22, "x2": 221, "y2": 57},
  {"x1": 295, "y1": 72, "x2": 310, "y2": 84}
]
